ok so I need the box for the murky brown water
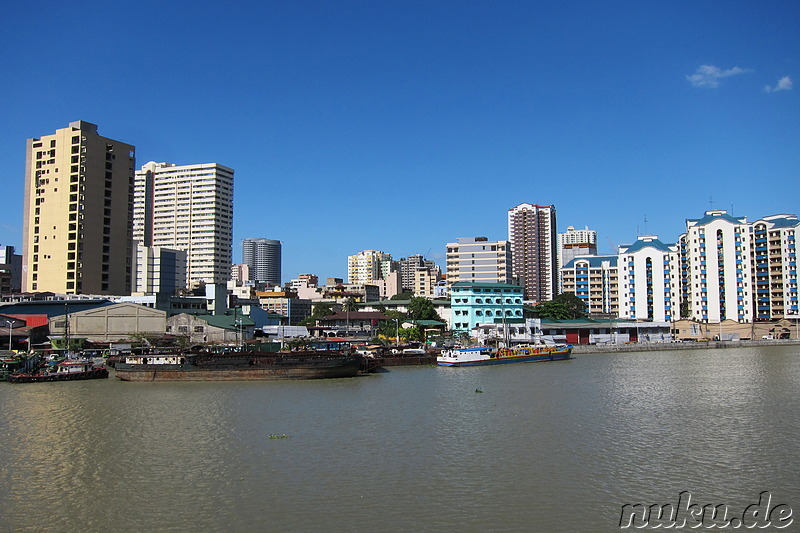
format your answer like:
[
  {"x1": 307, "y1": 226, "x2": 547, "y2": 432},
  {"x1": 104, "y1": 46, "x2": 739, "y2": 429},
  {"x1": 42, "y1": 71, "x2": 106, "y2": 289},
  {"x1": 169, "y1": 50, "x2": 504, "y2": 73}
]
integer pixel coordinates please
[{"x1": 1, "y1": 345, "x2": 798, "y2": 532}]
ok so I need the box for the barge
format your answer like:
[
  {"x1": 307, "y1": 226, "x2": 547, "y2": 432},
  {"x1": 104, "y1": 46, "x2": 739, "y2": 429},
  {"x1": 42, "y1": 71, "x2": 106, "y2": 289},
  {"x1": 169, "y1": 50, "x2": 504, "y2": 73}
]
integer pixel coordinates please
[{"x1": 114, "y1": 350, "x2": 363, "y2": 381}]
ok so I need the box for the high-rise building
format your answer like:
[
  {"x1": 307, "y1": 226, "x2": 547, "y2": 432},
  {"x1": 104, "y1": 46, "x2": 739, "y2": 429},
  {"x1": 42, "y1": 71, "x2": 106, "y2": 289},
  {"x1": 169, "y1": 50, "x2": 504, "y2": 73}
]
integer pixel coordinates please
[
  {"x1": 133, "y1": 243, "x2": 187, "y2": 295},
  {"x1": 413, "y1": 267, "x2": 439, "y2": 299},
  {"x1": 679, "y1": 210, "x2": 753, "y2": 323},
  {"x1": 557, "y1": 225, "x2": 597, "y2": 286},
  {"x1": 507, "y1": 203, "x2": 557, "y2": 303},
  {"x1": 242, "y1": 238, "x2": 282, "y2": 286},
  {"x1": 22, "y1": 121, "x2": 135, "y2": 295},
  {"x1": 0, "y1": 245, "x2": 22, "y2": 295},
  {"x1": 618, "y1": 236, "x2": 680, "y2": 323},
  {"x1": 396, "y1": 254, "x2": 438, "y2": 291},
  {"x1": 749, "y1": 214, "x2": 799, "y2": 321},
  {"x1": 133, "y1": 161, "x2": 234, "y2": 288},
  {"x1": 561, "y1": 255, "x2": 619, "y2": 317},
  {"x1": 230, "y1": 264, "x2": 250, "y2": 283},
  {"x1": 348, "y1": 250, "x2": 393, "y2": 284},
  {"x1": 446, "y1": 237, "x2": 512, "y2": 285}
]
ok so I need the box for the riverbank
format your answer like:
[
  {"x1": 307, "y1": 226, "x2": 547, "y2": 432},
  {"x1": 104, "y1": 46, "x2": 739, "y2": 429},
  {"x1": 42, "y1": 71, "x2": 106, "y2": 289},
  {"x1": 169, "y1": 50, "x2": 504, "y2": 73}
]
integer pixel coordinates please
[{"x1": 571, "y1": 338, "x2": 800, "y2": 354}]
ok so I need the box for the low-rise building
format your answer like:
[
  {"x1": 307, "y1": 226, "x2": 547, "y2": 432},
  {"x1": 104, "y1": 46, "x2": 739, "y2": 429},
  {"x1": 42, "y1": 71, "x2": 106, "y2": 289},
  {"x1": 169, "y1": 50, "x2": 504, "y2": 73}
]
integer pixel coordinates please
[
  {"x1": 540, "y1": 318, "x2": 672, "y2": 345},
  {"x1": 256, "y1": 289, "x2": 312, "y2": 325},
  {"x1": 450, "y1": 281, "x2": 524, "y2": 332},
  {"x1": 0, "y1": 299, "x2": 167, "y2": 344},
  {"x1": 315, "y1": 311, "x2": 389, "y2": 337},
  {"x1": 166, "y1": 313, "x2": 255, "y2": 345}
]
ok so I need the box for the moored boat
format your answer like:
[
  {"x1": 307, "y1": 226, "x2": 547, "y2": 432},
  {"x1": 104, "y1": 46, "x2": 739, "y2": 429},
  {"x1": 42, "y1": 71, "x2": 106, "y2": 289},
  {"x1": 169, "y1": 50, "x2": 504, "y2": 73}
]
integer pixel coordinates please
[
  {"x1": 7, "y1": 358, "x2": 109, "y2": 383},
  {"x1": 114, "y1": 350, "x2": 363, "y2": 381},
  {"x1": 437, "y1": 344, "x2": 572, "y2": 367},
  {"x1": 1, "y1": 353, "x2": 27, "y2": 381}
]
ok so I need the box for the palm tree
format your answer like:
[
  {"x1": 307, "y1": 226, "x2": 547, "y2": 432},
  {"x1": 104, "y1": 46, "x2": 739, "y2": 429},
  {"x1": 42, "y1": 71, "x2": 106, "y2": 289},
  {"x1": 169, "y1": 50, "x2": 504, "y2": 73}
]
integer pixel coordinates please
[{"x1": 342, "y1": 297, "x2": 358, "y2": 336}]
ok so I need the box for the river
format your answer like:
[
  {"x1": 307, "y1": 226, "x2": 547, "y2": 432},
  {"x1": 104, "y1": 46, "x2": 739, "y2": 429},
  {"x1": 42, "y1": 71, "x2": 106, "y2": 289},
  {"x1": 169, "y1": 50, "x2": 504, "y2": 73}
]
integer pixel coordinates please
[{"x1": 1, "y1": 345, "x2": 798, "y2": 532}]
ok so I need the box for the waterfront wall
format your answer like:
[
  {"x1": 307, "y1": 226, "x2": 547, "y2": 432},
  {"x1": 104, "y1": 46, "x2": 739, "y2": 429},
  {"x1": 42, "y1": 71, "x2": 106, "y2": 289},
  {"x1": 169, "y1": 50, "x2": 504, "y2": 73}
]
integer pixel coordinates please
[{"x1": 571, "y1": 339, "x2": 800, "y2": 354}]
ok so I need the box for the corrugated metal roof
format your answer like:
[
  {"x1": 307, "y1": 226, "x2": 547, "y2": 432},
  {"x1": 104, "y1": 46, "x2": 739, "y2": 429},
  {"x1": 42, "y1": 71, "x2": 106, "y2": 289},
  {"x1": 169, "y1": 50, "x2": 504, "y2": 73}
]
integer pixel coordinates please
[{"x1": 0, "y1": 300, "x2": 114, "y2": 318}]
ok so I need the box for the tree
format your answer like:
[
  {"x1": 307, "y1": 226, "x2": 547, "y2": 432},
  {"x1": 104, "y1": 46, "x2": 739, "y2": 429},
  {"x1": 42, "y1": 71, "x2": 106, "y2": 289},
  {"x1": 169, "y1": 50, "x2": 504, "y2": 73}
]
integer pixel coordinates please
[
  {"x1": 342, "y1": 297, "x2": 359, "y2": 313},
  {"x1": 533, "y1": 300, "x2": 573, "y2": 320},
  {"x1": 376, "y1": 310, "x2": 406, "y2": 340},
  {"x1": 407, "y1": 297, "x2": 442, "y2": 321},
  {"x1": 552, "y1": 293, "x2": 587, "y2": 319},
  {"x1": 299, "y1": 303, "x2": 336, "y2": 326},
  {"x1": 311, "y1": 303, "x2": 335, "y2": 318},
  {"x1": 390, "y1": 291, "x2": 415, "y2": 300}
]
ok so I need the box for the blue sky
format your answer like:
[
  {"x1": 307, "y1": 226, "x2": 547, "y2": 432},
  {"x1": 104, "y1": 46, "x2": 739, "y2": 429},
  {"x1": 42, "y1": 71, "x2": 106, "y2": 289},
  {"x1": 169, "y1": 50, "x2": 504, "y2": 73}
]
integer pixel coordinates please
[{"x1": 2, "y1": 1, "x2": 798, "y2": 282}]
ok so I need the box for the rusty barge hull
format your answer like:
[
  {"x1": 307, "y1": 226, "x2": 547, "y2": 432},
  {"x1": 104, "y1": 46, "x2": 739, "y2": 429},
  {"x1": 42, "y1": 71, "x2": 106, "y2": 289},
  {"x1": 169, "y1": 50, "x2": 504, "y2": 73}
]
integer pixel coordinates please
[
  {"x1": 114, "y1": 352, "x2": 362, "y2": 381},
  {"x1": 114, "y1": 367, "x2": 359, "y2": 381}
]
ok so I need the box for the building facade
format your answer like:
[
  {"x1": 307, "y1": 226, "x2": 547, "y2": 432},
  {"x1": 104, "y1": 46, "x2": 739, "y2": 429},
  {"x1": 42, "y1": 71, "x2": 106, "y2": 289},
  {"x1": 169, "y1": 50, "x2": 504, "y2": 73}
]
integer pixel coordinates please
[
  {"x1": 413, "y1": 267, "x2": 439, "y2": 299},
  {"x1": 22, "y1": 121, "x2": 136, "y2": 295},
  {"x1": 255, "y1": 290, "x2": 312, "y2": 325},
  {"x1": 557, "y1": 225, "x2": 598, "y2": 292},
  {"x1": 0, "y1": 245, "x2": 22, "y2": 295},
  {"x1": 397, "y1": 255, "x2": 438, "y2": 292},
  {"x1": 347, "y1": 250, "x2": 393, "y2": 284},
  {"x1": 507, "y1": 203, "x2": 557, "y2": 303},
  {"x1": 230, "y1": 264, "x2": 250, "y2": 283},
  {"x1": 561, "y1": 255, "x2": 619, "y2": 317},
  {"x1": 134, "y1": 161, "x2": 234, "y2": 288},
  {"x1": 450, "y1": 281, "x2": 524, "y2": 332},
  {"x1": 446, "y1": 237, "x2": 512, "y2": 285},
  {"x1": 242, "y1": 238, "x2": 282, "y2": 286},
  {"x1": 133, "y1": 243, "x2": 187, "y2": 296},
  {"x1": 750, "y1": 214, "x2": 799, "y2": 321},
  {"x1": 680, "y1": 211, "x2": 753, "y2": 323},
  {"x1": 618, "y1": 235, "x2": 680, "y2": 323}
]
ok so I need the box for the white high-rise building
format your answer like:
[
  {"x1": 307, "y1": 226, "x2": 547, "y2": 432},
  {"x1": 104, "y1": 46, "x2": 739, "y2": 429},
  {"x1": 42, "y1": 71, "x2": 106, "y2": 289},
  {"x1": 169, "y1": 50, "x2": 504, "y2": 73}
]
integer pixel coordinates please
[
  {"x1": 750, "y1": 214, "x2": 799, "y2": 321},
  {"x1": 134, "y1": 161, "x2": 234, "y2": 289},
  {"x1": 558, "y1": 225, "x2": 597, "y2": 270},
  {"x1": 618, "y1": 236, "x2": 680, "y2": 322},
  {"x1": 679, "y1": 210, "x2": 753, "y2": 323}
]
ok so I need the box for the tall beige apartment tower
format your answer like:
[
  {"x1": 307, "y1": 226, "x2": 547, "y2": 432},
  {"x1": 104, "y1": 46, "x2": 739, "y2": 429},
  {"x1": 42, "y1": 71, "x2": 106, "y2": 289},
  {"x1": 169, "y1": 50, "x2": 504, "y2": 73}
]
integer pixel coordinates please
[
  {"x1": 507, "y1": 203, "x2": 558, "y2": 303},
  {"x1": 133, "y1": 161, "x2": 233, "y2": 288},
  {"x1": 22, "y1": 121, "x2": 135, "y2": 295}
]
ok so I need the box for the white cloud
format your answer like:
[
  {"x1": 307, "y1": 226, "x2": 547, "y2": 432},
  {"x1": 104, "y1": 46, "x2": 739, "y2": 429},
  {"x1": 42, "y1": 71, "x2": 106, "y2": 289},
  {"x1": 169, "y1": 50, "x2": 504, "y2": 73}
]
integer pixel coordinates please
[
  {"x1": 686, "y1": 64, "x2": 751, "y2": 88},
  {"x1": 764, "y1": 76, "x2": 793, "y2": 93}
]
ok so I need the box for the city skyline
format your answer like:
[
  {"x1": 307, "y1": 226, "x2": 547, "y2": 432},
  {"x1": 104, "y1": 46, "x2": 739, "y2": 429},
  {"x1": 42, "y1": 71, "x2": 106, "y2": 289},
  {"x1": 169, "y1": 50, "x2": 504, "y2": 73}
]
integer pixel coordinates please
[{"x1": 1, "y1": 2, "x2": 798, "y2": 282}]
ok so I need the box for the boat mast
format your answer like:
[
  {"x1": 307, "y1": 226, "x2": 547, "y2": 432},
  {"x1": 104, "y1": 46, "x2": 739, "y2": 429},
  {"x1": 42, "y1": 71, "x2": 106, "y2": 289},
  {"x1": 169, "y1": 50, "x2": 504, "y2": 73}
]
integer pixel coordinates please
[{"x1": 64, "y1": 302, "x2": 70, "y2": 354}]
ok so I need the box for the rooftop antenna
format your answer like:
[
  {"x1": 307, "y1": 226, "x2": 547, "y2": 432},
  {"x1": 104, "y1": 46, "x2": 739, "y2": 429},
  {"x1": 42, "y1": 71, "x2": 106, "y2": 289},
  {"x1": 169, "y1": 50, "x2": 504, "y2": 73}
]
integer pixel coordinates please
[
  {"x1": 644, "y1": 215, "x2": 648, "y2": 235},
  {"x1": 709, "y1": 196, "x2": 714, "y2": 210}
]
